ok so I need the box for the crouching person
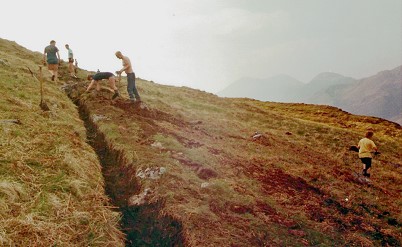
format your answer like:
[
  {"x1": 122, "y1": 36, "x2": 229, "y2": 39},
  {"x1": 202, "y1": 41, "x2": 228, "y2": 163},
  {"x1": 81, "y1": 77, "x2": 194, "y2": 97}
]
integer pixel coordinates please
[{"x1": 86, "y1": 72, "x2": 120, "y2": 99}]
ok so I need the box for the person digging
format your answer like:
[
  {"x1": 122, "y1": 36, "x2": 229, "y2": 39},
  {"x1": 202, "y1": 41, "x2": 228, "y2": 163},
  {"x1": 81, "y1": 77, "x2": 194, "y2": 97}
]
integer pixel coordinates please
[
  {"x1": 85, "y1": 72, "x2": 120, "y2": 99},
  {"x1": 357, "y1": 131, "x2": 378, "y2": 177},
  {"x1": 115, "y1": 51, "x2": 141, "y2": 103}
]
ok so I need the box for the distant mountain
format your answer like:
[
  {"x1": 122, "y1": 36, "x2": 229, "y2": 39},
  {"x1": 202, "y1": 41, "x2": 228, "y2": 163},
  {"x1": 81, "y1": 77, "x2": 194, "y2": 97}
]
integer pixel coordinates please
[
  {"x1": 219, "y1": 67, "x2": 401, "y2": 125},
  {"x1": 304, "y1": 72, "x2": 356, "y2": 103},
  {"x1": 219, "y1": 72, "x2": 356, "y2": 103},
  {"x1": 325, "y1": 66, "x2": 402, "y2": 124},
  {"x1": 218, "y1": 75, "x2": 304, "y2": 103}
]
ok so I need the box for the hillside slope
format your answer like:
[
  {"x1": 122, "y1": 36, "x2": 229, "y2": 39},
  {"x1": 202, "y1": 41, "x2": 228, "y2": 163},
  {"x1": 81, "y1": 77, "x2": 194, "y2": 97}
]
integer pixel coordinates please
[
  {"x1": 1, "y1": 38, "x2": 401, "y2": 246},
  {"x1": 0, "y1": 38, "x2": 124, "y2": 246},
  {"x1": 68, "y1": 75, "x2": 401, "y2": 244}
]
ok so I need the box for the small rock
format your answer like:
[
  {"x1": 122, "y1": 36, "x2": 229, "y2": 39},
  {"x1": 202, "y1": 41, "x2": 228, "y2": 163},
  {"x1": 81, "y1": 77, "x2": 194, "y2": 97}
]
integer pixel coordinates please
[
  {"x1": 151, "y1": 142, "x2": 164, "y2": 149},
  {"x1": 128, "y1": 188, "x2": 150, "y2": 206},
  {"x1": 285, "y1": 132, "x2": 292, "y2": 135},
  {"x1": 92, "y1": 114, "x2": 110, "y2": 122},
  {"x1": 136, "y1": 167, "x2": 166, "y2": 180},
  {"x1": 201, "y1": 182, "x2": 210, "y2": 188},
  {"x1": 136, "y1": 170, "x2": 146, "y2": 179},
  {"x1": 159, "y1": 167, "x2": 166, "y2": 175},
  {"x1": 149, "y1": 170, "x2": 160, "y2": 180},
  {"x1": 252, "y1": 133, "x2": 263, "y2": 139}
]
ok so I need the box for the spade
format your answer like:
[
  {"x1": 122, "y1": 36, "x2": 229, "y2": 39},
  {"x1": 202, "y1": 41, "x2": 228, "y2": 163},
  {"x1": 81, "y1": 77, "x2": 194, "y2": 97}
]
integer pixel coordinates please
[{"x1": 28, "y1": 66, "x2": 50, "y2": 111}]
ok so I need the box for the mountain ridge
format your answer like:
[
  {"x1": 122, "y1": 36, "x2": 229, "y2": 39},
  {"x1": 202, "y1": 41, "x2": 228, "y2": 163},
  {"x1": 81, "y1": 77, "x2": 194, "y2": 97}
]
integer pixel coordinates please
[{"x1": 219, "y1": 67, "x2": 401, "y2": 125}]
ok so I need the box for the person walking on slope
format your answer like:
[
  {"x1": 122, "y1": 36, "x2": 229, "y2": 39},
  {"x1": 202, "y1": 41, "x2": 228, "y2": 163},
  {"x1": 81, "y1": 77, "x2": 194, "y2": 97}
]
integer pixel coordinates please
[
  {"x1": 115, "y1": 51, "x2": 141, "y2": 103},
  {"x1": 85, "y1": 72, "x2": 120, "y2": 99},
  {"x1": 357, "y1": 131, "x2": 378, "y2": 177},
  {"x1": 43, "y1": 40, "x2": 60, "y2": 81},
  {"x1": 65, "y1": 44, "x2": 77, "y2": 78}
]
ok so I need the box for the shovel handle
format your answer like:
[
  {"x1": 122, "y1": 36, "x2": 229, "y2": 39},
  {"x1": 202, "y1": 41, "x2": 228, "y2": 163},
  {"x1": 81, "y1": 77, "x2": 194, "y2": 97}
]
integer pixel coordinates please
[
  {"x1": 28, "y1": 66, "x2": 44, "y2": 103},
  {"x1": 39, "y1": 66, "x2": 43, "y2": 103}
]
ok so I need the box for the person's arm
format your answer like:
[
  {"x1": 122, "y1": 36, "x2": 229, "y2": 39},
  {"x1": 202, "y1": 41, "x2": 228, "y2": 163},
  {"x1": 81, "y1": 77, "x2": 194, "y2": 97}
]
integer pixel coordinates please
[
  {"x1": 57, "y1": 51, "x2": 61, "y2": 65},
  {"x1": 372, "y1": 142, "x2": 378, "y2": 152},
  {"x1": 86, "y1": 79, "x2": 96, "y2": 91}
]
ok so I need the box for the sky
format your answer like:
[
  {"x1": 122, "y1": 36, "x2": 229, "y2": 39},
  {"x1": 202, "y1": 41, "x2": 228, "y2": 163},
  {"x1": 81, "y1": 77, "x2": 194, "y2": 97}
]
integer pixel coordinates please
[{"x1": 1, "y1": 0, "x2": 401, "y2": 93}]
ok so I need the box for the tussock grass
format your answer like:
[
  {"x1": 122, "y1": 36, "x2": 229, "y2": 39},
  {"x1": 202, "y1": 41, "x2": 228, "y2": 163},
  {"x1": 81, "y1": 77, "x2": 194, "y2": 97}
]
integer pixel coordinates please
[
  {"x1": 0, "y1": 38, "x2": 124, "y2": 246},
  {"x1": 2, "y1": 37, "x2": 401, "y2": 246},
  {"x1": 80, "y1": 75, "x2": 401, "y2": 246}
]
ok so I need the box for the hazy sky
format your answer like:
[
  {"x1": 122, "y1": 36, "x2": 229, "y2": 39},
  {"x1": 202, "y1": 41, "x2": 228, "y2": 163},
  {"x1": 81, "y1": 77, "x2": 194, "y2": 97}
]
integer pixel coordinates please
[{"x1": 1, "y1": 0, "x2": 401, "y2": 92}]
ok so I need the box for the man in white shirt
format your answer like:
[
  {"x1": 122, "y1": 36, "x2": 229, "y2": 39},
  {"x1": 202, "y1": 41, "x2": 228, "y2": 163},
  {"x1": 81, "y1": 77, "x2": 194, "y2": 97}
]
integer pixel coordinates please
[{"x1": 65, "y1": 44, "x2": 77, "y2": 78}]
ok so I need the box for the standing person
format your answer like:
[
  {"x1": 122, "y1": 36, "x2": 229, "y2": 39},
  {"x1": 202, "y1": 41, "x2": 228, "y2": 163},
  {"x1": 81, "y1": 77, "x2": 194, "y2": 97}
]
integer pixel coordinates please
[
  {"x1": 357, "y1": 131, "x2": 378, "y2": 177},
  {"x1": 65, "y1": 44, "x2": 77, "y2": 78},
  {"x1": 115, "y1": 51, "x2": 141, "y2": 102},
  {"x1": 43, "y1": 40, "x2": 60, "y2": 81},
  {"x1": 85, "y1": 72, "x2": 120, "y2": 99}
]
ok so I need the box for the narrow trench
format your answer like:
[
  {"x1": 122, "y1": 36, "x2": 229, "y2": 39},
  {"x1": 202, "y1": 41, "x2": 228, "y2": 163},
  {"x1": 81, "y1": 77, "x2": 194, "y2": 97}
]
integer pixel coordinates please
[{"x1": 72, "y1": 97, "x2": 185, "y2": 246}]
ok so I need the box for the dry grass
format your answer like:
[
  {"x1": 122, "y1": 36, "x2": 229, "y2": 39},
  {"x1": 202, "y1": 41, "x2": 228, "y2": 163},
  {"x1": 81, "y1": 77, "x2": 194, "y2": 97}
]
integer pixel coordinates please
[
  {"x1": 1, "y1": 37, "x2": 401, "y2": 246},
  {"x1": 75, "y1": 73, "x2": 401, "y2": 246},
  {"x1": 0, "y1": 38, "x2": 124, "y2": 246}
]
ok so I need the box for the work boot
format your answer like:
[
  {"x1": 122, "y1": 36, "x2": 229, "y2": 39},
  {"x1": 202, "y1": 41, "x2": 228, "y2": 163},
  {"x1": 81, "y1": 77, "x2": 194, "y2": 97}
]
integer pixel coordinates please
[
  {"x1": 362, "y1": 170, "x2": 370, "y2": 177},
  {"x1": 112, "y1": 90, "x2": 120, "y2": 99}
]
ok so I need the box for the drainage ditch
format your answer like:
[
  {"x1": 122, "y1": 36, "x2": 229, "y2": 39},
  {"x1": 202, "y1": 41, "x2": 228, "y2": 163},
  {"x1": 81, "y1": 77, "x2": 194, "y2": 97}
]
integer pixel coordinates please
[{"x1": 71, "y1": 95, "x2": 185, "y2": 246}]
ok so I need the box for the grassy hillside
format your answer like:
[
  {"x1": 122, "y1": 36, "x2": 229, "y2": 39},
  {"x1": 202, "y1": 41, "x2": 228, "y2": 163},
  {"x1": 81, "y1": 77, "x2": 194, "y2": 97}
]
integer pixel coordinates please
[
  {"x1": 1, "y1": 38, "x2": 401, "y2": 246},
  {"x1": 69, "y1": 76, "x2": 401, "y2": 244},
  {"x1": 0, "y1": 38, "x2": 124, "y2": 246}
]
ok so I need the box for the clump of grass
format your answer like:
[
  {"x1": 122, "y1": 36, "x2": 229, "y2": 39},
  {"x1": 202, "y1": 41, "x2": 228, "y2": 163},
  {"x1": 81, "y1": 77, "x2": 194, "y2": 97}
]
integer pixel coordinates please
[
  {"x1": 4, "y1": 37, "x2": 401, "y2": 246},
  {"x1": 0, "y1": 38, "x2": 124, "y2": 246}
]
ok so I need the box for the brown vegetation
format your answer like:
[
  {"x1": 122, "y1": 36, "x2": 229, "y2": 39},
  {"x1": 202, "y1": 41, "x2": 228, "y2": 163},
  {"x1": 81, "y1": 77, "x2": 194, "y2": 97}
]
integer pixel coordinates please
[{"x1": 1, "y1": 37, "x2": 401, "y2": 246}]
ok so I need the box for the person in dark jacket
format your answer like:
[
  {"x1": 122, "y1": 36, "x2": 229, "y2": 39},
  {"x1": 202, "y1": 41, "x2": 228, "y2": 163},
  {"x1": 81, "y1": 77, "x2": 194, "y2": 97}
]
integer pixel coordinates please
[
  {"x1": 43, "y1": 40, "x2": 60, "y2": 81},
  {"x1": 86, "y1": 72, "x2": 120, "y2": 99}
]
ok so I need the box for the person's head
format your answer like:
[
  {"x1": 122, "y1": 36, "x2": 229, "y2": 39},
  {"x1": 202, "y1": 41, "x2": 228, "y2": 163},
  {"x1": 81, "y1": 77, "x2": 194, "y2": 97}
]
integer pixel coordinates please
[
  {"x1": 50, "y1": 40, "x2": 56, "y2": 45},
  {"x1": 65, "y1": 44, "x2": 69, "y2": 49},
  {"x1": 115, "y1": 51, "x2": 123, "y2": 59},
  {"x1": 365, "y1": 131, "x2": 374, "y2": 139},
  {"x1": 87, "y1": 75, "x2": 93, "y2": 81}
]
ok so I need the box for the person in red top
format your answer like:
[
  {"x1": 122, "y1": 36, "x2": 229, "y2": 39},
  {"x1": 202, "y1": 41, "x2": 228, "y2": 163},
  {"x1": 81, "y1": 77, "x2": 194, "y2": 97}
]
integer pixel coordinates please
[{"x1": 357, "y1": 131, "x2": 378, "y2": 177}]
